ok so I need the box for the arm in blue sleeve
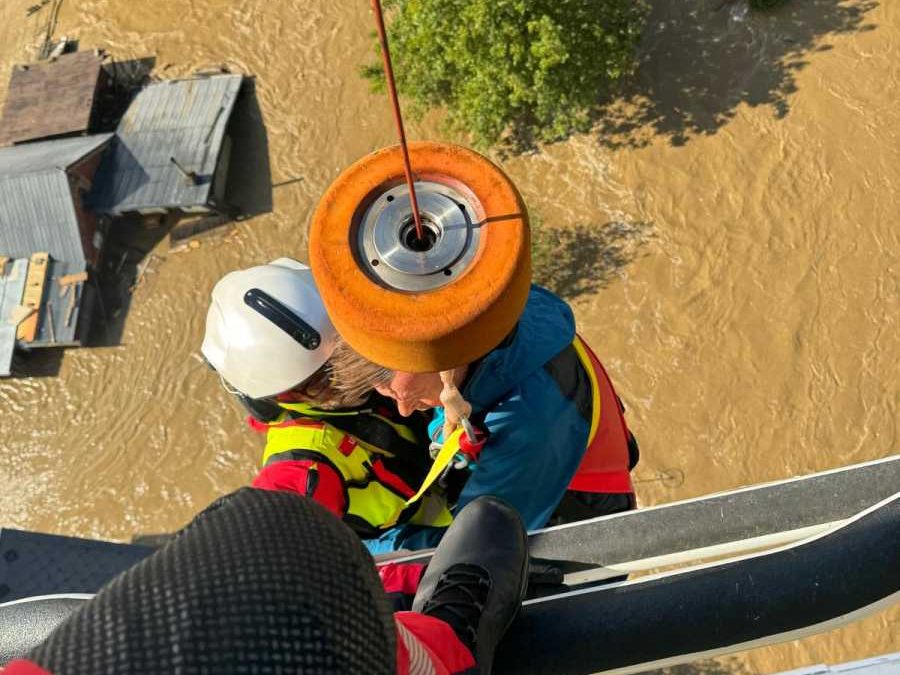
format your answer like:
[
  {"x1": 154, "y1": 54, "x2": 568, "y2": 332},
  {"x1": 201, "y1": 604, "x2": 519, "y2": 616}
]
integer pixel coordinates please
[
  {"x1": 364, "y1": 384, "x2": 589, "y2": 552},
  {"x1": 455, "y1": 394, "x2": 587, "y2": 531},
  {"x1": 362, "y1": 524, "x2": 446, "y2": 554}
]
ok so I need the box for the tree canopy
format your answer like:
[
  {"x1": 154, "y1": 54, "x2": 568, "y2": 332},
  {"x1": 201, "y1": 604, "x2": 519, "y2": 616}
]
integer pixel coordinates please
[{"x1": 363, "y1": 0, "x2": 648, "y2": 149}]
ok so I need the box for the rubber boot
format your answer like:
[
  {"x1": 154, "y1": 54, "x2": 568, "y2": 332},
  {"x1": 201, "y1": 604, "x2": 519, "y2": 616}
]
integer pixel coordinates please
[{"x1": 412, "y1": 496, "x2": 528, "y2": 674}]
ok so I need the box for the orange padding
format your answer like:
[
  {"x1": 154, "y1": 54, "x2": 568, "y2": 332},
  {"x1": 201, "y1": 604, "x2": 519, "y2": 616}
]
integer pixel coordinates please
[{"x1": 309, "y1": 142, "x2": 531, "y2": 372}]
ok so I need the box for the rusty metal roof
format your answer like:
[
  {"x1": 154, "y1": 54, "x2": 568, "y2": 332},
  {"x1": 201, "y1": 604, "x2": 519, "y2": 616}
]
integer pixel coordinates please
[
  {"x1": 0, "y1": 51, "x2": 105, "y2": 146},
  {"x1": 91, "y1": 74, "x2": 243, "y2": 214}
]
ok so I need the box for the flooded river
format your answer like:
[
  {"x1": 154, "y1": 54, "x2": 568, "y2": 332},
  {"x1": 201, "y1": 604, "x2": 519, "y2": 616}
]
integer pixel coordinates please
[{"x1": 0, "y1": 0, "x2": 896, "y2": 671}]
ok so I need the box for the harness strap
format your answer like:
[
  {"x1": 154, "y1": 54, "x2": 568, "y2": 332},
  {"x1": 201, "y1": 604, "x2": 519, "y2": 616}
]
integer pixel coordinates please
[
  {"x1": 316, "y1": 412, "x2": 430, "y2": 474},
  {"x1": 384, "y1": 427, "x2": 466, "y2": 527},
  {"x1": 571, "y1": 336, "x2": 602, "y2": 446}
]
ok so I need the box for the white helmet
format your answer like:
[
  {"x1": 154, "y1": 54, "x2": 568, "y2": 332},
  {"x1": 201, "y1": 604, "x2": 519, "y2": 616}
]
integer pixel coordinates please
[{"x1": 201, "y1": 258, "x2": 338, "y2": 399}]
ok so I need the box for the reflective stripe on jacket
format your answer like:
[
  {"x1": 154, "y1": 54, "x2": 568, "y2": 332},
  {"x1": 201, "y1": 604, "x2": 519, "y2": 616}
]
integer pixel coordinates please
[
  {"x1": 257, "y1": 402, "x2": 453, "y2": 537},
  {"x1": 568, "y1": 336, "x2": 634, "y2": 494}
]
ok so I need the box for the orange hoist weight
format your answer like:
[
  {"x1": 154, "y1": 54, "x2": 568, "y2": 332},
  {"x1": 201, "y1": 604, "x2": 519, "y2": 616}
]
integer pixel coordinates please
[{"x1": 308, "y1": 142, "x2": 531, "y2": 373}]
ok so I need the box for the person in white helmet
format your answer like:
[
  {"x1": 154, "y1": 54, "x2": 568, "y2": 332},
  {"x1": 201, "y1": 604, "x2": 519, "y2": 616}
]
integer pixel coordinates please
[{"x1": 201, "y1": 258, "x2": 452, "y2": 540}]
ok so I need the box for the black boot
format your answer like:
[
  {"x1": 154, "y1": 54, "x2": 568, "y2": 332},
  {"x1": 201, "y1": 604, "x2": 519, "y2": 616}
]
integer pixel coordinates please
[{"x1": 412, "y1": 496, "x2": 528, "y2": 674}]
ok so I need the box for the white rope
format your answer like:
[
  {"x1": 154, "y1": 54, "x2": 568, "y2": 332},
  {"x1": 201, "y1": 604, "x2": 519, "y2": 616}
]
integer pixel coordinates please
[{"x1": 438, "y1": 368, "x2": 472, "y2": 440}]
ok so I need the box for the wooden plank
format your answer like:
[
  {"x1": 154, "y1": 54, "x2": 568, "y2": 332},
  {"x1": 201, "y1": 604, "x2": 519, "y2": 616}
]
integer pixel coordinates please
[
  {"x1": 57, "y1": 271, "x2": 88, "y2": 287},
  {"x1": 16, "y1": 252, "x2": 50, "y2": 342},
  {"x1": 9, "y1": 305, "x2": 36, "y2": 326},
  {"x1": 0, "y1": 51, "x2": 103, "y2": 145},
  {"x1": 64, "y1": 282, "x2": 79, "y2": 327},
  {"x1": 46, "y1": 301, "x2": 57, "y2": 342}
]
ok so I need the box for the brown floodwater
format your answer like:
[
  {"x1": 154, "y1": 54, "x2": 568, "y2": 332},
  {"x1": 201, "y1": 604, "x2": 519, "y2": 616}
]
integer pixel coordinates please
[{"x1": 0, "y1": 0, "x2": 896, "y2": 672}]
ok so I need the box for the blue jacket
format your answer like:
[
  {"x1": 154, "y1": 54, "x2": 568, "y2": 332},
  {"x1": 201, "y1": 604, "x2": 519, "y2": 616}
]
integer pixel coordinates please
[{"x1": 364, "y1": 286, "x2": 590, "y2": 554}]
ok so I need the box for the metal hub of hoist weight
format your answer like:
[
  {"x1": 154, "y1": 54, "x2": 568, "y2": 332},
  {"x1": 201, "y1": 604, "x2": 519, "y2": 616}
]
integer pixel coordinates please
[{"x1": 356, "y1": 181, "x2": 482, "y2": 292}]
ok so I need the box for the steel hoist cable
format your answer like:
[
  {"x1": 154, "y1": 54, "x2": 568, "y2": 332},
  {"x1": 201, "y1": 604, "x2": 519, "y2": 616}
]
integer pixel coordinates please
[{"x1": 370, "y1": 0, "x2": 425, "y2": 242}]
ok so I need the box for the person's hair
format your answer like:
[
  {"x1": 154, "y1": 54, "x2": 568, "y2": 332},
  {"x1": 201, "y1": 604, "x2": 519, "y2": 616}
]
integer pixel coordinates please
[
  {"x1": 286, "y1": 336, "x2": 392, "y2": 409},
  {"x1": 326, "y1": 337, "x2": 393, "y2": 403}
]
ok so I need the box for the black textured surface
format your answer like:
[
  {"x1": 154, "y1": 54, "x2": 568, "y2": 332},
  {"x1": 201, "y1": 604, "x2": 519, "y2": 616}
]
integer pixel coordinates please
[
  {"x1": 27, "y1": 489, "x2": 396, "y2": 675},
  {"x1": 0, "y1": 529, "x2": 153, "y2": 603},
  {"x1": 495, "y1": 495, "x2": 900, "y2": 675}
]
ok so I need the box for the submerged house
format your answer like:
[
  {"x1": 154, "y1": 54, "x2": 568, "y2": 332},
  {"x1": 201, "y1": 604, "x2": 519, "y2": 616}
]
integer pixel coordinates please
[
  {"x1": 90, "y1": 74, "x2": 243, "y2": 217},
  {"x1": 0, "y1": 60, "x2": 247, "y2": 376},
  {"x1": 0, "y1": 134, "x2": 113, "y2": 376}
]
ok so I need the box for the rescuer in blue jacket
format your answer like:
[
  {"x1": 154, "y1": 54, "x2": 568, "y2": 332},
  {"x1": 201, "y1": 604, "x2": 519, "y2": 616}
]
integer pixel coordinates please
[{"x1": 355, "y1": 285, "x2": 639, "y2": 553}]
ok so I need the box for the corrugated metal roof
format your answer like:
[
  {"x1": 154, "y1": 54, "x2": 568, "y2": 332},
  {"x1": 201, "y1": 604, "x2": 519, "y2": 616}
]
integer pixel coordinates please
[
  {"x1": 0, "y1": 134, "x2": 112, "y2": 263},
  {"x1": 0, "y1": 134, "x2": 112, "y2": 175},
  {"x1": 0, "y1": 259, "x2": 28, "y2": 375},
  {"x1": 0, "y1": 256, "x2": 84, "y2": 358},
  {"x1": 35, "y1": 256, "x2": 87, "y2": 346},
  {"x1": 91, "y1": 74, "x2": 243, "y2": 213}
]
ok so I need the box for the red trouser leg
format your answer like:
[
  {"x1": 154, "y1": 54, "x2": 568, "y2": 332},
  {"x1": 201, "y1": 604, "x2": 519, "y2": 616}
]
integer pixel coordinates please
[
  {"x1": 379, "y1": 562, "x2": 427, "y2": 611},
  {"x1": 379, "y1": 562, "x2": 427, "y2": 595},
  {"x1": 395, "y1": 612, "x2": 476, "y2": 675}
]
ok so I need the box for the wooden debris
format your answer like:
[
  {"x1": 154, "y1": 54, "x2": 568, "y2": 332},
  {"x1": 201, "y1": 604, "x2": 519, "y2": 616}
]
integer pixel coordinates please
[
  {"x1": 9, "y1": 305, "x2": 36, "y2": 326},
  {"x1": 46, "y1": 301, "x2": 57, "y2": 342},
  {"x1": 17, "y1": 252, "x2": 49, "y2": 341},
  {"x1": 57, "y1": 271, "x2": 88, "y2": 287},
  {"x1": 0, "y1": 257, "x2": 8, "y2": 276},
  {"x1": 169, "y1": 213, "x2": 232, "y2": 245},
  {"x1": 114, "y1": 251, "x2": 128, "y2": 275},
  {"x1": 132, "y1": 253, "x2": 158, "y2": 292},
  {"x1": 64, "y1": 282, "x2": 79, "y2": 328}
]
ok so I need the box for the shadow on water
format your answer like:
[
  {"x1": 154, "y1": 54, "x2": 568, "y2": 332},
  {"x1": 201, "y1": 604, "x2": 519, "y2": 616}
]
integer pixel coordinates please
[
  {"x1": 87, "y1": 215, "x2": 172, "y2": 348},
  {"x1": 224, "y1": 77, "x2": 273, "y2": 219},
  {"x1": 8, "y1": 349, "x2": 64, "y2": 378},
  {"x1": 593, "y1": 0, "x2": 880, "y2": 148},
  {"x1": 96, "y1": 57, "x2": 157, "y2": 132},
  {"x1": 532, "y1": 220, "x2": 655, "y2": 301}
]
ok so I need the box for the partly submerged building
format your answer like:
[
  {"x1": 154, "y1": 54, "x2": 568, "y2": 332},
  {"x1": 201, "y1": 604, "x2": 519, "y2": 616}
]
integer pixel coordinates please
[
  {"x1": 0, "y1": 134, "x2": 112, "y2": 375},
  {"x1": 90, "y1": 74, "x2": 243, "y2": 217},
  {"x1": 0, "y1": 64, "x2": 247, "y2": 376}
]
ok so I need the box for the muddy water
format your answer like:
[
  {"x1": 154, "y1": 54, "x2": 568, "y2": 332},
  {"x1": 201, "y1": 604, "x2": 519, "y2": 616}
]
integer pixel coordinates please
[{"x1": 0, "y1": 0, "x2": 896, "y2": 671}]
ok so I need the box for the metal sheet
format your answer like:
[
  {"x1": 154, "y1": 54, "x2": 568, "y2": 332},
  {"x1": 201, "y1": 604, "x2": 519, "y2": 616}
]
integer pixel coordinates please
[
  {"x1": 0, "y1": 259, "x2": 28, "y2": 324},
  {"x1": 0, "y1": 259, "x2": 28, "y2": 376},
  {"x1": 376, "y1": 455, "x2": 900, "y2": 570},
  {"x1": 0, "y1": 326, "x2": 14, "y2": 377},
  {"x1": 0, "y1": 529, "x2": 153, "y2": 603},
  {"x1": 494, "y1": 496, "x2": 900, "y2": 675}
]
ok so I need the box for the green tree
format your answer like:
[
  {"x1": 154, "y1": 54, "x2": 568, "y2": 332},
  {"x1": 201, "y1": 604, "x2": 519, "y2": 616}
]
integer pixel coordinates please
[{"x1": 362, "y1": 0, "x2": 648, "y2": 149}]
